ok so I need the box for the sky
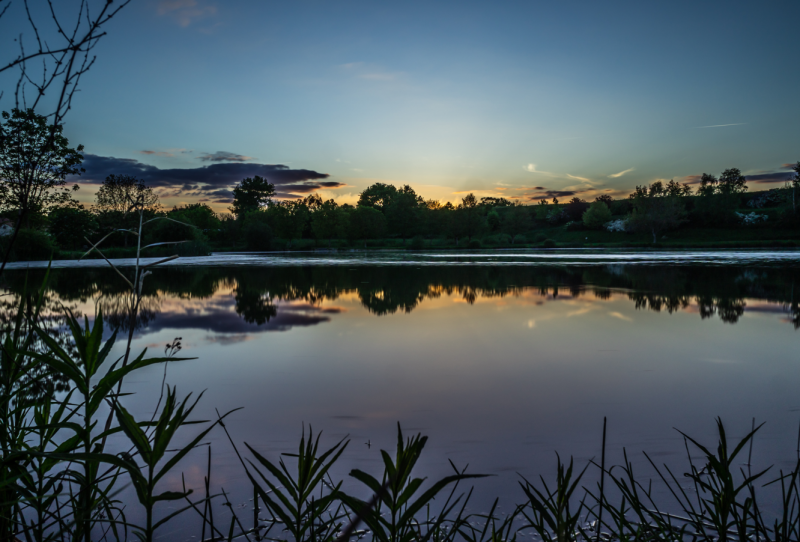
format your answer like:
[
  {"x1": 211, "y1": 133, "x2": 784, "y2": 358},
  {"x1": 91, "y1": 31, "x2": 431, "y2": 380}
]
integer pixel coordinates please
[{"x1": 2, "y1": 0, "x2": 799, "y2": 212}]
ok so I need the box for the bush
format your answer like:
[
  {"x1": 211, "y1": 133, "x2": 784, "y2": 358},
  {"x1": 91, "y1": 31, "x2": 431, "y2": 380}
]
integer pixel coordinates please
[
  {"x1": 48, "y1": 207, "x2": 98, "y2": 250},
  {"x1": 467, "y1": 239, "x2": 482, "y2": 249},
  {"x1": 534, "y1": 233, "x2": 547, "y2": 242},
  {"x1": 482, "y1": 233, "x2": 511, "y2": 245},
  {"x1": 610, "y1": 199, "x2": 632, "y2": 215},
  {"x1": 408, "y1": 235, "x2": 425, "y2": 250},
  {"x1": 513, "y1": 234, "x2": 527, "y2": 244},
  {"x1": 582, "y1": 201, "x2": 613, "y2": 229},
  {"x1": 243, "y1": 221, "x2": 274, "y2": 250},
  {"x1": 0, "y1": 229, "x2": 57, "y2": 261},
  {"x1": 543, "y1": 239, "x2": 557, "y2": 248},
  {"x1": 565, "y1": 221, "x2": 584, "y2": 231}
]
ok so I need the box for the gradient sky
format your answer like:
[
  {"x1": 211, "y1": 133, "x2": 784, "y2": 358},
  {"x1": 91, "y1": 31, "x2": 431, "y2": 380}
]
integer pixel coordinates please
[{"x1": 3, "y1": 0, "x2": 799, "y2": 211}]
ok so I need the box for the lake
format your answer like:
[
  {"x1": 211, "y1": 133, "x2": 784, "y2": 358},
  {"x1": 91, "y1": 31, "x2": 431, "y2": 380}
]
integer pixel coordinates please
[{"x1": 5, "y1": 249, "x2": 800, "y2": 533}]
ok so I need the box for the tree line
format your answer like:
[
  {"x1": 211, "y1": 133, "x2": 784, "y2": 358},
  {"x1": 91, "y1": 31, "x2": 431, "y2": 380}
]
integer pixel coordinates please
[{"x1": 2, "y1": 108, "x2": 800, "y2": 258}]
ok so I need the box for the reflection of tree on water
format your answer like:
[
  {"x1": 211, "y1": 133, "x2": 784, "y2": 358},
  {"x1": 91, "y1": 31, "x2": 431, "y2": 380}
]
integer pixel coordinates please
[
  {"x1": 6, "y1": 264, "x2": 800, "y2": 331},
  {"x1": 234, "y1": 288, "x2": 277, "y2": 325},
  {"x1": 99, "y1": 292, "x2": 161, "y2": 332},
  {"x1": 0, "y1": 290, "x2": 76, "y2": 402}
]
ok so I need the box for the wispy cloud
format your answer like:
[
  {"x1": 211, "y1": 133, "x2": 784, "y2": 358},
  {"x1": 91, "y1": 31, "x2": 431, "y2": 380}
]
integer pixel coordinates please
[
  {"x1": 198, "y1": 151, "x2": 254, "y2": 162},
  {"x1": 608, "y1": 168, "x2": 634, "y2": 178},
  {"x1": 339, "y1": 62, "x2": 402, "y2": 83},
  {"x1": 157, "y1": 0, "x2": 216, "y2": 27},
  {"x1": 566, "y1": 173, "x2": 591, "y2": 182},
  {"x1": 694, "y1": 123, "x2": 746, "y2": 129},
  {"x1": 140, "y1": 149, "x2": 189, "y2": 158}
]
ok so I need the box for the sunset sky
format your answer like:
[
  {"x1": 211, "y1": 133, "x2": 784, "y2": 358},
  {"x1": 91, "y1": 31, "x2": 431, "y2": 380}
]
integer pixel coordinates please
[{"x1": 3, "y1": 0, "x2": 798, "y2": 212}]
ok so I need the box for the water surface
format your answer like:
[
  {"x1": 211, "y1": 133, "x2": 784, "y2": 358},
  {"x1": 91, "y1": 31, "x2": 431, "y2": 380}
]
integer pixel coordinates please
[{"x1": 5, "y1": 250, "x2": 800, "y2": 524}]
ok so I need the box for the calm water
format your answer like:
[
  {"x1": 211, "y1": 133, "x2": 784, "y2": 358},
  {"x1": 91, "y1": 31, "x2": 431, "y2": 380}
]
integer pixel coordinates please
[{"x1": 6, "y1": 249, "x2": 800, "y2": 530}]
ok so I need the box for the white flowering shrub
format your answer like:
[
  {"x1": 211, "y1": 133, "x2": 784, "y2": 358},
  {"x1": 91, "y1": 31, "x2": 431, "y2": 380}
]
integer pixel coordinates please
[
  {"x1": 736, "y1": 212, "x2": 769, "y2": 225},
  {"x1": 605, "y1": 219, "x2": 628, "y2": 232}
]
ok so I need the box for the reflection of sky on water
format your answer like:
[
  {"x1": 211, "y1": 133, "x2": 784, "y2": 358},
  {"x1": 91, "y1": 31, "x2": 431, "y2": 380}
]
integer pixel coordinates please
[{"x1": 7, "y1": 262, "x2": 800, "y2": 528}]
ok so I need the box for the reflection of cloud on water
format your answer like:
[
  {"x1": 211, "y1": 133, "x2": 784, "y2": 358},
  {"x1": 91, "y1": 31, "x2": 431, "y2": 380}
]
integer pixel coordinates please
[
  {"x1": 137, "y1": 300, "x2": 344, "y2": 338},
  {"x1": 204, "y1": 333, "x2": 252, "y2": 345},
  {"x1": 608, "y1": 311, "x2": 633, "y2": 322}
]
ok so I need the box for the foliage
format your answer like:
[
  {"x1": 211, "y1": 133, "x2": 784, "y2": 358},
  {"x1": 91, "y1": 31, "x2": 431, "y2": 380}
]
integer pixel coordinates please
[
  {"x1": 487, "y1": 210, "x2": 501, "y2": 232},
  {"x1": 243, "y1": 214, "x2": 275, "y2": 250},
  {"x1": 264, "y1": 200, "x2": 310, "y2": 240},
  {"x1": 358, "y1": 182, "x2": 398, "y2": 212},
  {"x1": 95, "y1": 174, "x2": 159, "y2": 214},
  {"x1": 348, "y1": 205, "x2": 387, "y2": 241},
  {"x1": 246, "y1": 427, "x2": 349, "y2": 542},
  {"x1": 340, "y1": 424, "x2": 486, "y2": 542},
  {"x1": 694, "y1": 169, "x2": 747, "y2": 225},
  {"x1": 47, "y1": 206, "x2": 98, "y2": 250},
  {"x1": 564, "y1": 198, "x2": 589, "y2": 222},
  {"x1": 0, "y1": 228, "x2": 56, "y2": 261},
  {"x1": 311, "y1": 198, "x2": 348, "y2": 242},
  {"x1": 168, "y1": 203, "x2": 220, "y2": 231},
  {"x1": 0, "y1": 109, "x2": 84, "y2": 217},
  {"x1": 543, "y1": 239, "x2": 557, "y2": 248},
  {"x1": 230, "y1": 176, "x2": 275, "y2": 218},
  {"x1": 582, "y1": 201, "x2": 612, "y2": 229},
  {"x1": 467, "y1": 239, "x2": 482, "y2": 249},
  {"x1": 386, "y1": 185, "x2": 424, "y2": 240},
  {"x1": 628, "y1": 182, "x2": 688, "y2": 243},
  {"x1": 502, "y1": 205, "x2": 531, "y2": 239}
]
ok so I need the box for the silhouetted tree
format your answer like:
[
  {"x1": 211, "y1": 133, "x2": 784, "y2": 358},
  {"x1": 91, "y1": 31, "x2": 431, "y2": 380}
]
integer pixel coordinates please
[
  {"x1": 628, "y1": 183, "x2": 688, "y2": 243},
  {"x1": 230, "y1": 176, "x2": 275, "y2": 218},
  {"x1": 357, "y1": 183, "x2": 398, "y2": 212}
]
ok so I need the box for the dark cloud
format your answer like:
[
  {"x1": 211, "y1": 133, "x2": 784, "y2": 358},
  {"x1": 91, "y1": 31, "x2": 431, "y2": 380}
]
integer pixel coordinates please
[
  {"x1": 198, "y1": 151, "x2": 253, "y2": 162},
  {"x1": 747, "y1": 171, "x2": 794, "y2": 184},
  {"x1": 683, "y1": 169, "x2": 795, "y2": 185},
  {"x1": 528, "y1": 190, "x2": 577, "y2": 201},
  {"x1": 73, "y1": 154, "x2": 343, "y2": 201}
]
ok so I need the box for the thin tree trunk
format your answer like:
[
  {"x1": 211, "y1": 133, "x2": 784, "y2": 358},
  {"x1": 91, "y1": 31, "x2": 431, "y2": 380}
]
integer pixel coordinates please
[{"x1": 0, "y1": 210, "x2": 26, "y2": 278}]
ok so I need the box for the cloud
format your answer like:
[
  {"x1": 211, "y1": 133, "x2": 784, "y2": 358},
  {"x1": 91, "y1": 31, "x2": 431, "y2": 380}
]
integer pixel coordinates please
[
  {"x1": 608, "y1": 168, "x2": 634, "y2": 178},
  {"x1": 566, "y1": 174, "x2": 591, "y2": 182},
  {"x1": 782, "y1": 163, "x2": 798, "y2": 169},
  {"x1": 198, "y1": 151, "x2": 254, "y2": 162},
  {"x1": 73, "y1": 154, "x2": 341, "y2": 202},
  {"x1": 525, "y1": 164, "x2": 539, "y2": 173},
  {"x1": 157, "y1": 0, "x2": 216, "y2": 27},
  {"x1": 140, "y1": 149, "x2": 187, "y2": 158},
  {"x1": 746, "y1": 171, "x2": 794, "y2": 184},
  {"x1": 526, "y1": 189, "x2": 578, "y2": 201},
  {"x1": 683, "y1": 166, "x2": 795, "y2": 185},
  {"x1": 694, "y1": 123, "x2": 746, "y2": 129}
]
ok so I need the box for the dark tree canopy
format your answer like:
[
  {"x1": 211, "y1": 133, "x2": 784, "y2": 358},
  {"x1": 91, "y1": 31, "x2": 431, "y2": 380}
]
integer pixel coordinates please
[
  {"x1": 94, "y1": 174, "x2": 159, "y2": 213},
  {"x1": 357, "y1": 183, "x2": 398, "y2": 212},
  {"x1": 0, "y1": 108, "x2": 84, "y2": 216},
  {"x1": 230, "y1": 176, "x2": 275, "y2": 218}
]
